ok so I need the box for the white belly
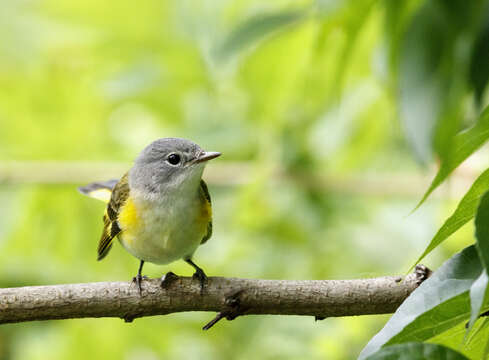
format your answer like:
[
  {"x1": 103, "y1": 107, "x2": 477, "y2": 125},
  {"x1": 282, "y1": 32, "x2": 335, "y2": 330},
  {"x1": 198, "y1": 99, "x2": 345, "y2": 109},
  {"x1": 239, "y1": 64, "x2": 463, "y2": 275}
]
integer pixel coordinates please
[{"x1": 119, "y1": 194, "x2": 206, "y2": 265}]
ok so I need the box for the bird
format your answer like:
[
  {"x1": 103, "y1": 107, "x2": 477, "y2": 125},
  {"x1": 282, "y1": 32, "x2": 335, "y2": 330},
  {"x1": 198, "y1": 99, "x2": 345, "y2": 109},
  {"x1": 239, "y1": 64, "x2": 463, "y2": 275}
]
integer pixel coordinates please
[{"x1": 78, "y1": 138, "x2": 221, "y2": 293}]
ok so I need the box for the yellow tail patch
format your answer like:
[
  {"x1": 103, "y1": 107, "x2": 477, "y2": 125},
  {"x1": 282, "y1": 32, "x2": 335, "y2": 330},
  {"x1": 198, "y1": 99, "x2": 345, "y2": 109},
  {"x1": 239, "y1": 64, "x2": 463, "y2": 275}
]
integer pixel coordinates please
[
  {"x1": 78, "y1": 180, "x2": 118, "y2": 203},
  {"x1": 85, "y1": 188, "x2": 112, "y2": 203}
]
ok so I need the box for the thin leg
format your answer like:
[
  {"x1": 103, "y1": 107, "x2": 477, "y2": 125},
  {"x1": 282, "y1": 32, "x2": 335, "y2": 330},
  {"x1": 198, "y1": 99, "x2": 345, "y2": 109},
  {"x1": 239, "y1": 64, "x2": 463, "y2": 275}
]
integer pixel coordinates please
[
  {"x1": 185, "y1": 258, "x2": 207, "y2": 292},
  {"x1": 132, "y1": 260, "x2": 147, "y2": 295}
]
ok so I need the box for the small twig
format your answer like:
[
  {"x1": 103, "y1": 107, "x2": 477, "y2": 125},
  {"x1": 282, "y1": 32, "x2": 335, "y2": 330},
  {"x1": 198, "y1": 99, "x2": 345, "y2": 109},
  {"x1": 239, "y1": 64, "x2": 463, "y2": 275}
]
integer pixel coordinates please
[{"x1": 203, "y1": 290, "x2": 246, "y2": 330}]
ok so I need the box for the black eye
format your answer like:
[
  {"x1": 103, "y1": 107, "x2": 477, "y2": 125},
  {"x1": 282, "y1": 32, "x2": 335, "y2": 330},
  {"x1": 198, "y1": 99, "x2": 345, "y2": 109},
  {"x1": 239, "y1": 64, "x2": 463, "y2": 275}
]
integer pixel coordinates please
[{"x1": 167, "y1": 153, "x2": 181, "y2": 165}]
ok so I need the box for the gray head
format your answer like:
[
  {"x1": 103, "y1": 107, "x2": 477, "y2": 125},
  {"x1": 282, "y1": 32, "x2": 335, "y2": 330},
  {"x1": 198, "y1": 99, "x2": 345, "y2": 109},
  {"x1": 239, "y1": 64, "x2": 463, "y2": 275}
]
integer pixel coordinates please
[{"x1": 129, "y1": 138, "x2": 220, "y2": 196}]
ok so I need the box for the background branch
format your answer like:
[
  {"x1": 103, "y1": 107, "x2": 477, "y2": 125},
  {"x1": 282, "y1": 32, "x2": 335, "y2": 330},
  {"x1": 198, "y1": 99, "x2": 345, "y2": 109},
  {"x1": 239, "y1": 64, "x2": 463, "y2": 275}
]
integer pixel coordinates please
[
  {"x1": 0, "y1": 269, "x2": 427, "y2": 328},
  {"x1": 0, "y1": 160, "x2": 481, "y2": 198}
]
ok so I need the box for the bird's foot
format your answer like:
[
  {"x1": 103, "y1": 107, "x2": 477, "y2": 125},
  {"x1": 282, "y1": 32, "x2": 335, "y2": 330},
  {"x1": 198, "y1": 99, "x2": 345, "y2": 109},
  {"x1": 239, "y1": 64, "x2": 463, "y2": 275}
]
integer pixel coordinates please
[
  {"x1": 160, "y1": 271, "x2": 179, "y2": 289},
  {"x1": 184, "y1": 259, "x2": 208, "y2": 294},
  {"x1": 132, "y1": 274, "x2": 148, "y2": 295},
  {"x1": 193, "y1": 268, "x2": 208, "y2": 293}
]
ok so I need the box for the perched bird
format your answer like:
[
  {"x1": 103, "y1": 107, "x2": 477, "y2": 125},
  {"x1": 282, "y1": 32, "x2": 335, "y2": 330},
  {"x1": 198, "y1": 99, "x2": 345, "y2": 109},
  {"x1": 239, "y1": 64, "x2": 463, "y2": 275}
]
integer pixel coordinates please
[{"x1": 79, "y1": 138, "x2": 220, "y2": 293}]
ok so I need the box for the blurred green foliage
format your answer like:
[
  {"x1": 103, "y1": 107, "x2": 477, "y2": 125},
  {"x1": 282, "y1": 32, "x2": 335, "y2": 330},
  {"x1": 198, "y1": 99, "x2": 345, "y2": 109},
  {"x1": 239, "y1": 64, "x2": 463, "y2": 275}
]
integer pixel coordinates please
[{"x1": 2, "y1": 0, "x2": 489, "y2": 359}]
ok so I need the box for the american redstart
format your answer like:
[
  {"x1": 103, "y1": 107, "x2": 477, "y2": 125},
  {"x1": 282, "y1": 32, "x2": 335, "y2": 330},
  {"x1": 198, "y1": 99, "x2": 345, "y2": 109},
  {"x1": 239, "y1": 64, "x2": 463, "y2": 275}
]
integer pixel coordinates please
[{"x1": 78, "y1": 138, "x2": 221, "y2": 293}]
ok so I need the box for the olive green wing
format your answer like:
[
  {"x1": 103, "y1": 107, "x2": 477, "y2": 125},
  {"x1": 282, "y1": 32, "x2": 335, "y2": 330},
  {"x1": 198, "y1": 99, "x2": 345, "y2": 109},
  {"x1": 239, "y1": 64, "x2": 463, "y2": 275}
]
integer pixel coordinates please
[
  {"x1": 199, "y1": 179, "x2": 213, "y2": 245},
  {"x1": 97, "y1": 173, "x2": 129, "y2": 260}
]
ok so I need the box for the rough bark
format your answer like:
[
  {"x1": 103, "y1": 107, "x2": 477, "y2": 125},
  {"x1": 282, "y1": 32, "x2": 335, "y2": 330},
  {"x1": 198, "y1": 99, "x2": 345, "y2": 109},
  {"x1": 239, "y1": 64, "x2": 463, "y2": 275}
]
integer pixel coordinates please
[{"x1": 0, "y1": 268, "x2": 427, "y2": 329}]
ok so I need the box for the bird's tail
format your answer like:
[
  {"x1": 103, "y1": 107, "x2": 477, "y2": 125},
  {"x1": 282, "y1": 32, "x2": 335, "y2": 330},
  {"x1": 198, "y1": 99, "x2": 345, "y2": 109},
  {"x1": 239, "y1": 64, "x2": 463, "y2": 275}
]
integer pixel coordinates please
[{"x1": 78, "y1": 179, "x2": 118, "y2": 203}]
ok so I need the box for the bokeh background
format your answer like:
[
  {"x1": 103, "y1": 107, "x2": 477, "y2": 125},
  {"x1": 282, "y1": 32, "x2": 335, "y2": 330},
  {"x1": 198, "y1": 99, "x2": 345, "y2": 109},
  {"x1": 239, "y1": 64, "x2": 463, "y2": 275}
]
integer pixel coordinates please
[{"x1": 1, "y1": 0, "x2": 489, "y2": 359}]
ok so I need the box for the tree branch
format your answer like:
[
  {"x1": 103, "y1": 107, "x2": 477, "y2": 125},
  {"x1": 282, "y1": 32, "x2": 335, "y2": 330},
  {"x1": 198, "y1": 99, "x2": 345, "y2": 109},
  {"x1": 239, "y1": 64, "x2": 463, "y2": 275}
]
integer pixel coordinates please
[
  {"x1": 0, "y1": 161, "x2": 479, "y2": 198},
  {"x1": 0, "y1": 266, "x2": 429, "y2": 329}
]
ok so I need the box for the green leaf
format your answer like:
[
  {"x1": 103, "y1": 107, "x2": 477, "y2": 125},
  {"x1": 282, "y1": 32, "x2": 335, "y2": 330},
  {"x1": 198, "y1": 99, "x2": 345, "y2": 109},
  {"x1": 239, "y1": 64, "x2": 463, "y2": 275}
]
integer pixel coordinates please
[
  {"x1": 468, "y1": 270, "x2": 489, "y2": 330},
  {"x1": 359, "y1": 246, "x2": 482, "y2": 359},
  {"x1": 428, "y1": 317, "x2": 489, "y2": 359},
  {"x1": 365, "y1": 342, "x2": 469, "y2": 360},
  {"x1": 467, "y1": 191, "x2": 489, "y2": 329},
  {"x1": 398, "y1": 1, "x2": 451, "y2": 164},
  {"x1": 475, "y1": 190, "x2": 489, "y2": 269},
  {"x1": 484, "y1": 333, "x2": 489, "y2": 359},
  {"x1": 466, "y1": 317, "x2": 489, "y2": 347},
  {"x1": 469, "y1": 13, "x2": 489, "y2": 106},
  {"x1": 412, "y1": 168, "x2": 489, "y2": 267},
  {"x1": 214, "y1": 10, "x2": 307, "y2": 62},
  {"x1": 416, "y1": 106, "x2": 489, "y2": 208},
  {"x1": 398, "y1": 0, "x2": 480, "y2": 166}
]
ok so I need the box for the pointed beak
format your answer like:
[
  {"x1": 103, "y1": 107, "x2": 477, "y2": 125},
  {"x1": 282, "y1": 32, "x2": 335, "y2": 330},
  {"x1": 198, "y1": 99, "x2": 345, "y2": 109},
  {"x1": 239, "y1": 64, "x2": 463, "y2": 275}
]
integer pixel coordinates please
[{"x1": 194, "y1": 151, "x2": 221, "y2": 164}]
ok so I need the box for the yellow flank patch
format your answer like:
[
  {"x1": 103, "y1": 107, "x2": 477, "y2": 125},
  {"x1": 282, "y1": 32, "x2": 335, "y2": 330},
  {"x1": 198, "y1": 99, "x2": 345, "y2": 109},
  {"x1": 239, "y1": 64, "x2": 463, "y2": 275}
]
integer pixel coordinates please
[
  {"x1": 199, "y1": 197, "x2": 212, "y2": 223},
  {"x1": 118, "y1": 196, "x2": 140, "y2": 236},
  {"x1": 87, "y1": 188, "x2": 112, "y2": 203}
]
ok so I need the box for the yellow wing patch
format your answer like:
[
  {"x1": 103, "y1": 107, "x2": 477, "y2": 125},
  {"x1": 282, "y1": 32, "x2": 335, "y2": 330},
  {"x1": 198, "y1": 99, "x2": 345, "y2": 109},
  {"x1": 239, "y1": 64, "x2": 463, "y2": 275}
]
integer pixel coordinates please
[
  {"x1": 84, "y1": 175, "x2": 129, "y2": 261},
  {"x1": 97, "y1": 209, "x2": 116, "y2": 260}
]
